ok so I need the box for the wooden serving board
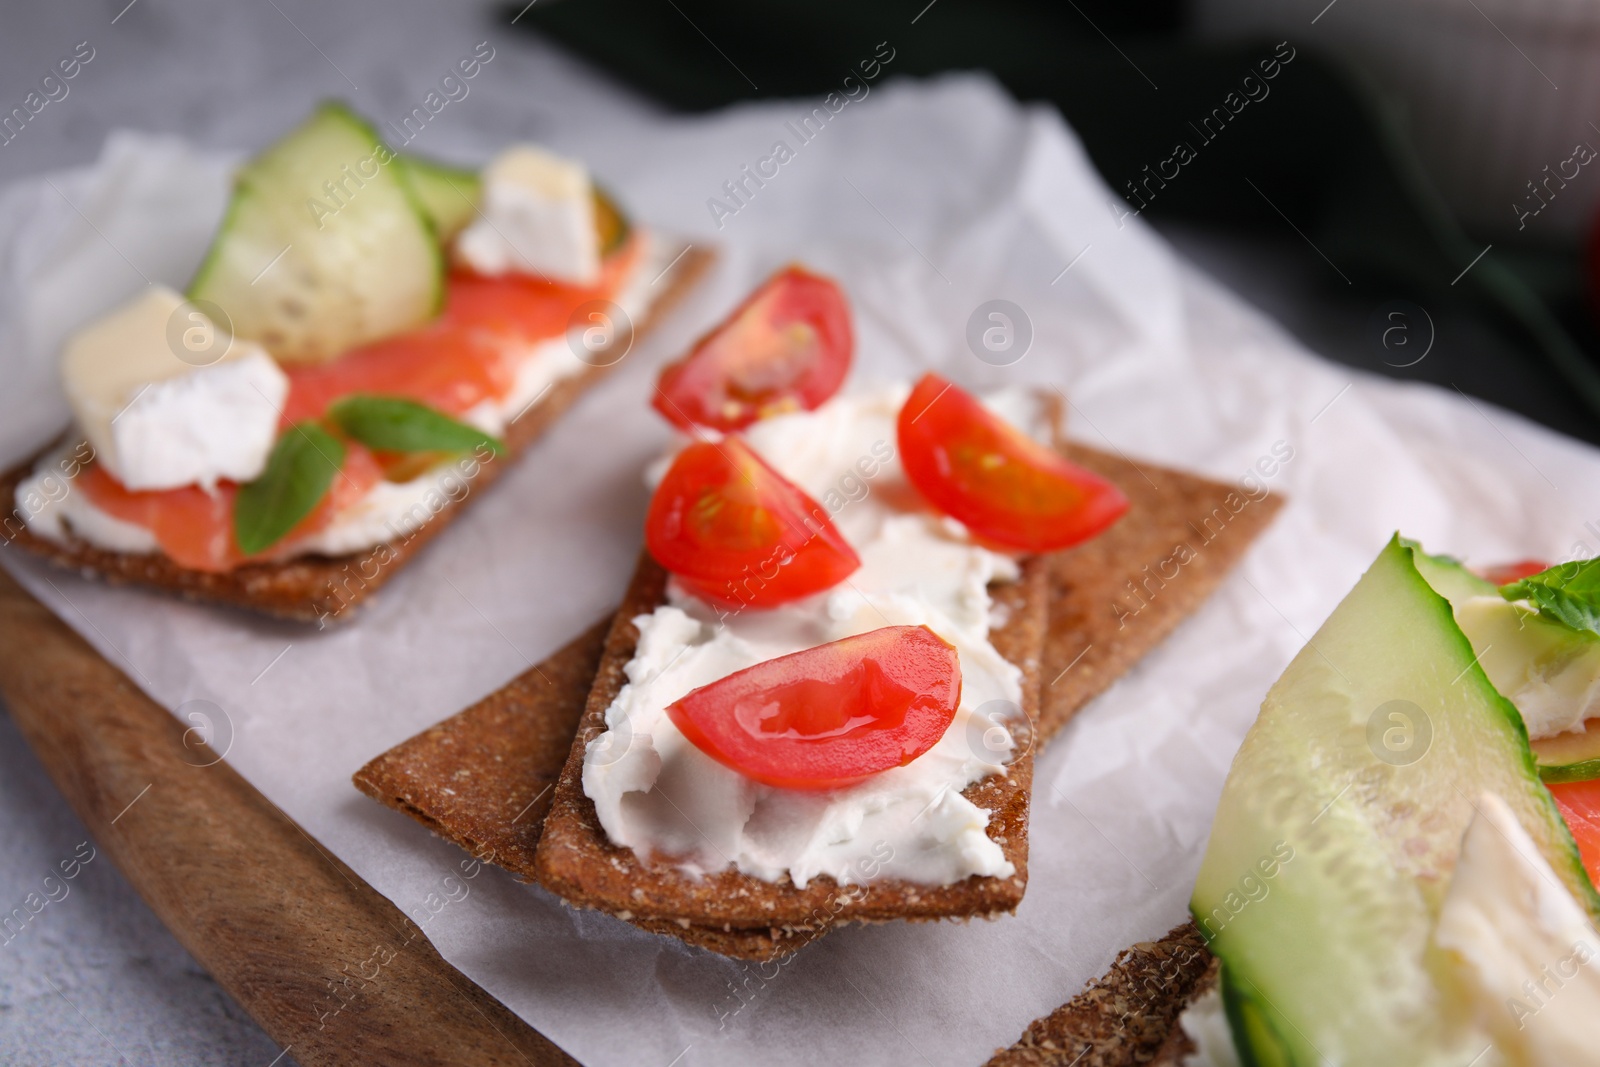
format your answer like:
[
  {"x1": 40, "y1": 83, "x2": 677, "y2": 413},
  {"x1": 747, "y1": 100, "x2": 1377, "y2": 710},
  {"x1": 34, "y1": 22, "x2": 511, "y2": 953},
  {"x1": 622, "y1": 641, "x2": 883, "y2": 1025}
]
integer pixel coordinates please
[{"x1": 0, "y1": 565, "x2": 574, "y2": 1067}]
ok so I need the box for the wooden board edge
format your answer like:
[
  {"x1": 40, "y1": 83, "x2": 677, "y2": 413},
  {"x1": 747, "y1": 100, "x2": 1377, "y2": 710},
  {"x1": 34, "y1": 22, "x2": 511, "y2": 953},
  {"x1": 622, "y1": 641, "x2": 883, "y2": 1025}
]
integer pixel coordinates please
[{"x1": 0, "y1": 564, "x2": 577, "y2": 1067}]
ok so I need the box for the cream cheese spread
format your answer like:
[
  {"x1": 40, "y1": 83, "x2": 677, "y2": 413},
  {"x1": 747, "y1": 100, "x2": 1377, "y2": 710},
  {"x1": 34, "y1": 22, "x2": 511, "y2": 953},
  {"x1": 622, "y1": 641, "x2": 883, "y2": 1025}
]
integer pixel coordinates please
[{"x1": 582, "y1": 385, "x2": 1045, "y2": 889}]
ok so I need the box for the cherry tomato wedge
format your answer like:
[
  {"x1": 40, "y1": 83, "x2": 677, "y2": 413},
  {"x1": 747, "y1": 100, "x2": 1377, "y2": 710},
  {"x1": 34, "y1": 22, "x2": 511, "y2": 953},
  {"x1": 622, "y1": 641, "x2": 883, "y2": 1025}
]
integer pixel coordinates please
[
  {"x1": 652, "y1": 264, "x2": 852, "y2": 432},
  {"x1": 1549, "y1": 778, "x2": 1600, "y2": 888},
  {"x1": 645, "y1": 436, "x2": 860, "y2": 607},
  {"x1": 77, "y1": 442, "x2": 384, "y2": 573},
  {"x1": 1477, "y1": 560, "x2": 1550, "y2": 587},
  {"x1": 897, "y1": 373, "x2": 1128, "y2": 553},
  {"x1": 666, "y1": 624, "x2": 962, "y2": 790}
]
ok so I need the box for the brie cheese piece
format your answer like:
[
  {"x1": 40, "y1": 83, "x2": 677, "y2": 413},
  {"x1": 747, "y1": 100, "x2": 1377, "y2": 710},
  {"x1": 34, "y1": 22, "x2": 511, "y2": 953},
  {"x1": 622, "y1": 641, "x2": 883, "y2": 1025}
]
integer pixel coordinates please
[
  {"x1": 62, "y1": 286, "x2": 288, "y2": 490},
  {"x1": 455, "y1": 145, "x2": 600, "y2": 285},
  {"x1": 1433, "y1": 791, "x2": 1600, "y2": 1066}
]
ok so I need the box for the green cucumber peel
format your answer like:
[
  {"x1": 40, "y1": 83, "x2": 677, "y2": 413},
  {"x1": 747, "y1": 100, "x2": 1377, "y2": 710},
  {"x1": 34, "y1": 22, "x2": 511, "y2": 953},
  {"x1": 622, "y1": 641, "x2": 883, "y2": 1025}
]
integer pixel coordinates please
[{"x1": 394, "y1": 154, "x2": 482, "y2": 242}]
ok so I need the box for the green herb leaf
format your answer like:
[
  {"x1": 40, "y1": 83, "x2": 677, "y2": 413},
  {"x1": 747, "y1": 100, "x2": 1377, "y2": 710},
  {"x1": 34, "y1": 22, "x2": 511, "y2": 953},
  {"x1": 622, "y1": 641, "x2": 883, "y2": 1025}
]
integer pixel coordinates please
[
  {"x1": 1501, "y1": 558, "x2": 1600, "y2": 636},
  {"x1": 328, "y1": 394, "x2": 505, "y2": 457},
  {"x1": 234, "y1": 424, "x2": 345, "y2": 556}
]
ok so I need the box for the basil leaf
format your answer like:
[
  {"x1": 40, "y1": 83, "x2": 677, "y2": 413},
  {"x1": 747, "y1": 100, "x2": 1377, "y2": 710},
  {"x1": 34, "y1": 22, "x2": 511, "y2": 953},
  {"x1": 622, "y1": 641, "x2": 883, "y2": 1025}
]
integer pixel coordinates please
[
  {"x1": 234, "y1": 424, "x2": 345, "y2": 556},
  {"x1": 1501, "y1": 558, "x2": 1600, "y2": 636},
  {"x1": 328, "y1": 394, "x2": 505, "y2": 457}
]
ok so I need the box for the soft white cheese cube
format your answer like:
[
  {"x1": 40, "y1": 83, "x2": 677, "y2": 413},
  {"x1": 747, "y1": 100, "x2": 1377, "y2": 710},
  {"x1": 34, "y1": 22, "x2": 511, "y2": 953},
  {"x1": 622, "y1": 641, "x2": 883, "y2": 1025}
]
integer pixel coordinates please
[
  {"x1": 455, "y1": 145, "x2": 600, "y2": 285},
  {"x1": 62, "y1": 286, "x2": 289, "y2": 490}
]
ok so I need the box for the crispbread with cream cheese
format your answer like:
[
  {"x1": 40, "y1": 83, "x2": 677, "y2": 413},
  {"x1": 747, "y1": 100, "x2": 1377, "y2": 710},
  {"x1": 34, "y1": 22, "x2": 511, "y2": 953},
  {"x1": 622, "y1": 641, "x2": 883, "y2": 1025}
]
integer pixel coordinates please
[
  {"x1": 0, "y1": 245, "x2": 713, "y2": 623},
  {"x1": 532, "y1": 549, "x2": 1047, "y2": 932}
]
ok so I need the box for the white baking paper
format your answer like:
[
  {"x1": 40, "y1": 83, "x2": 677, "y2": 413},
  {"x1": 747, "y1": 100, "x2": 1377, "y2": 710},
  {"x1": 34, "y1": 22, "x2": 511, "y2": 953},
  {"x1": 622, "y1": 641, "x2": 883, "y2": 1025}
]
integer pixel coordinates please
[{"x1": 5, "y1": 74, "x2": 1600, "y2": 1067}]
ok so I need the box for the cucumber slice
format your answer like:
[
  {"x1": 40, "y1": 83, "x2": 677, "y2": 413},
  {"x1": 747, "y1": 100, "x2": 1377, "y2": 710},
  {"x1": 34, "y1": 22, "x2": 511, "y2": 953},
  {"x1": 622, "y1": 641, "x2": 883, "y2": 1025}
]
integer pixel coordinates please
[
  {"x1": 1532, "y1": 720, "x2": 1600, "y2": 783},
  {"x1": 394, "y1": 155, "x2": 481, "y2": 242},
  {"x1": 189, "y1": 102, "x2": 443, "y2": 366},
  {"x1": 1192, "y1": 536, "x2": 1598, "y2": 1066}
]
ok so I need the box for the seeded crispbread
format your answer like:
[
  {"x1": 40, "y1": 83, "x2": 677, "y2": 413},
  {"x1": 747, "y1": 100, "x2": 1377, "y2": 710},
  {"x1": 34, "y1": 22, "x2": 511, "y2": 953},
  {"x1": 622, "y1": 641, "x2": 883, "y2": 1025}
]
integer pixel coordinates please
[
  {"x1": 355, "y1": 445, "x2": 1282, "y2": 958},
  {"x1": 0, "y1": 244, "x2": 714, "y2": 623}
]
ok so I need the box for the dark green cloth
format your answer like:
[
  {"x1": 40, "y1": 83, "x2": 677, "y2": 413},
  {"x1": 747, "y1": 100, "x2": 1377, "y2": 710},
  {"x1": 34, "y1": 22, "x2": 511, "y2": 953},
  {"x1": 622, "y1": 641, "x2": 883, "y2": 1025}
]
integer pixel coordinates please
[{"x1": 513, "y1": 0, "x2": 1600, "y2": 443}]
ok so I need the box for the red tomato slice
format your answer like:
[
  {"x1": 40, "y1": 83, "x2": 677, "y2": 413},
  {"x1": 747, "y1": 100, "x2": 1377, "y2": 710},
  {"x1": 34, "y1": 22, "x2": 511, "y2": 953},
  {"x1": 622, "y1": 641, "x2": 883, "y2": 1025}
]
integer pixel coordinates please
[
  {"x1": 1477, "y1": 560, "x2": 1550, "y2": 587},
  {"x1": 652, "y1": 264, "x2": 851, "y2": 432},
  {"x1": 282, "y1": 235, "x2": 643, "y2": 425},
  {"x1": 1550, "y1": 779, "x2": 1600, "y2": 888},
  {"x1": 666, "y1": 624, "x2": 962, "y2": 790},
  {"x1": 897, "y1": 373, "x2": 1129, "y2": 553},
  {"x1": 77, "y1": 442, "x2": 384, "y2": 572},
  {"x1": 645, "y1": 436, "x2": 859, "y2": 607}
]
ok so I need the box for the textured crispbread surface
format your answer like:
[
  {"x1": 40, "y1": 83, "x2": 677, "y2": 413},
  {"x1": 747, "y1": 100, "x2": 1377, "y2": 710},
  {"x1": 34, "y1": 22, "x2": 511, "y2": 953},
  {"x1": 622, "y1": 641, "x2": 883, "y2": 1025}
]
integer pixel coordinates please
[
  {"x1": 355, "y1": 446, "x2": 1282, "y2": 958},
  {"x1": 1041, "y1": 444, "x2": 1284, "y2": 743},
  {"x1": 0, "y1": 245, "x2": 714, "y2": 623},
  {"x1": 986, "y1": 922, "x2": 1214, "y2": 1067},
  {"x1": 532, "y1": 552, "x2": 1049, "y2": 932},
  {"x1": 353, "y1": 619, "x2": 611, "y2": 876}
]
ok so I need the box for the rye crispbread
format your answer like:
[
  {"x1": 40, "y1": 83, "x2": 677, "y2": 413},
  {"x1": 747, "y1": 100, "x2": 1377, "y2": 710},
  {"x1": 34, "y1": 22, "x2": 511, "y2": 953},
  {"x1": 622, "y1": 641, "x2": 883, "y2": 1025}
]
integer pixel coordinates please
[
  {"x1": 1041, "y1": 443, "x2": 1284, "y2": 741},
  {"x1": 354, "y1": 619, "x2": 612, "y2": 876},
  {"x1": 0, "y1": 244, "x2": 714, "y2": 624},
  {"x1": 355, "y1": 444, "x2": 1282, "y2": 958}
]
